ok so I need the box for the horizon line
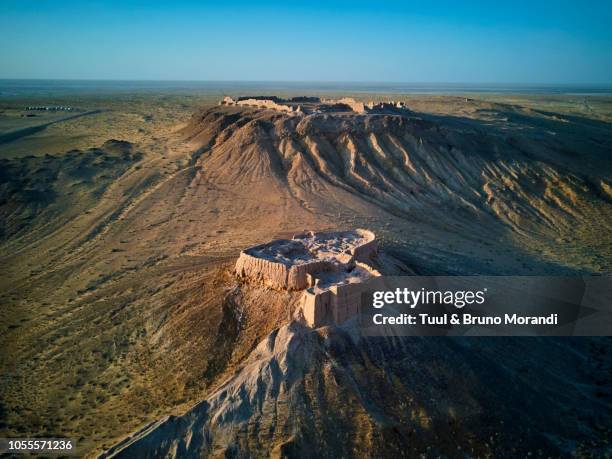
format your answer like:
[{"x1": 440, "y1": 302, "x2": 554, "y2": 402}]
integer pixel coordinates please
[{"x1": 2, "y1": 78, "x2": 612, "y2": 87}]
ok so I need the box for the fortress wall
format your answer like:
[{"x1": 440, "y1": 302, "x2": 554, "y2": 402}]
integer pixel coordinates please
[
  {"x1": 351, "y1": 239, "x2": 377, "y2": 261},
  {"x1": 288, "y1": 260, "x2": 333, "y2": 290},
  {"x1": 291, "y1": 230, "x2": 313, "y2": 240},
  {"x1": 355, "y1": 228, "x2": 376, "y2": 242},
  {"x1": 321, "y1": 97, "x2": 366, "y2": 113},
  {"x1": 355, "y1": 261, "x2": 382, "y2": 277},
  {"x1": 236, "y1": 99, "x2": 295, "y2": 113},
  {"x1": 220, "y1": 96, "x2": 295, "y2": 113},
  {"x1": 235, "y1": 252, "x2": 289, "y2": 289},
  {"x1": 303, "y1": 276, "x2": 379, "y2": 328},
  {"x1": 300, "y1": 260, "x2": 381, "y2": 327},
  {"x1": 302, "y1": 289, "x2": 333, "y2": 327},
  {"x1": 350, "y1": 229, "x2": 378, "y2": 261},
  {"x1": 221, "y1": 96, "x2": 407, "y2": 114},
  {"x1": 365, "y1": 101, "x2": 407, "y2": 111},
  {"x1": 235, "y1": 249, "x2": 337, "y2": 291},
  {"x1": 336, "y1": 98, "x2": 366, "y2": 114},
  {"x1": 329, "y1": 283, "x2": 367, "y2": 324}
]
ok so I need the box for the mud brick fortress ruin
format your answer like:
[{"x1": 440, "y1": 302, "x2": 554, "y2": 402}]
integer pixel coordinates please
[
  {"x1": 221, "y1": 95, "x2": 408, "y2": 115},
  {"x1": 235, "y1": 230, "x2": 380, "y2": 328}
]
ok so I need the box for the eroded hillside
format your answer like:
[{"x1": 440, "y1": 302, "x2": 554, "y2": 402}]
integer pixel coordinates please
[{"x1": 183, "y1": 102, "x2": 611, "y2": 273}]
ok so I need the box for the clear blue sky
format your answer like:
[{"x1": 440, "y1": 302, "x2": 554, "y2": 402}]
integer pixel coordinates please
[{"x1": 1, "y1": 0, "x2": 611, "y2": 83}]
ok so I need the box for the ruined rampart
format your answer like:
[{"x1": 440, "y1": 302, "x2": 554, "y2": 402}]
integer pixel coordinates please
[
  {"x1": 300, "y1": 263, "x2": 380, "y2": 328},
  {"x1": 237, "y1": 99, "x2": 295, "y2": 112},
  {"x1": 235, "y1": 248, "x2": 289, "y2": 290},
  {"x1": 336, "y1": 98, "x2": 366, "y2": 114},
  {"x1": 366, "y1": 101, "x2": 407, "y2": 110},
  {"x1": 220, "y1": 96, "x2": 296, "y2": 113},
  {"x1": 287, "y1": 260, "x2": 333, "y2": 290},
  {"x1": 220, "y1": 96, "x2": 409, "y2": 115},
  {"x1": 349, "y1": 229, "x2": 377, "y2": 260},
  {"x1": 236, "y1": 250, "x2": 337, "y2": 291},
  {"x1": 235, "y1": 229, "x2": 380, "y2": 327}
]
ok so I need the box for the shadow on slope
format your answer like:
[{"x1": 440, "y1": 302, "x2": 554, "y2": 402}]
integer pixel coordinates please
[{"x1": 102, "y1": 322, "x2": 611, "y2": 458}]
